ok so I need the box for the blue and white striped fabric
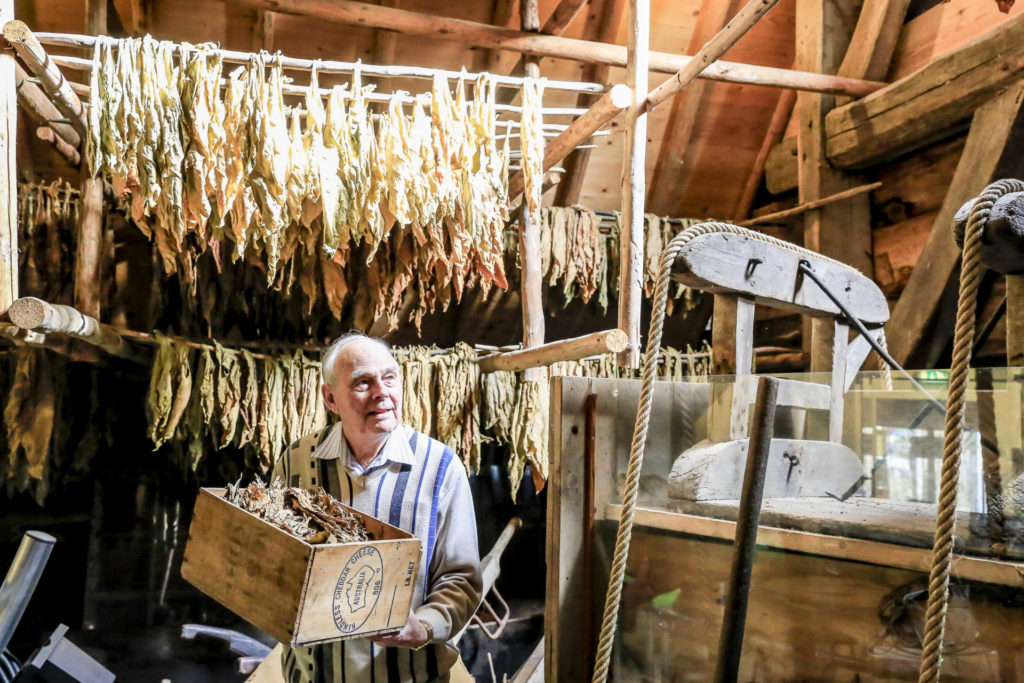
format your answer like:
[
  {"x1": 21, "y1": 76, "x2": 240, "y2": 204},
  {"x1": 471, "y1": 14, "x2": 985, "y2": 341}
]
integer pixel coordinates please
[{"x1": 274, "y1": 423, "x2": 482, "y2": 683}]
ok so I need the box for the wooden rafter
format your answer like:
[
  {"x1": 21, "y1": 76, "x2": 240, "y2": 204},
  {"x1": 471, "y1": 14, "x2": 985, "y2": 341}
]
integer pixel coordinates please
[
  {"x1": 796, "y1": 0, "x2": 871, "y2": 371},
  {"x1": 226, "y1": 0, "x2": 884, "y2": 96},
  {"x1": 503, "y1": 0, "x2": 589, "y2": 82},
  {"x1": 111, "y1": 0, "x2": 147, "y2": 36},
  {"x1": 886, "y1": 83, "x2": 1024, "y2": 366},
  {"x1": 647, "y1": 0, "x2": 733, "y2": 216},
  {"x1": 732, "y1": 87, "x2": 795, "y2": 220}
]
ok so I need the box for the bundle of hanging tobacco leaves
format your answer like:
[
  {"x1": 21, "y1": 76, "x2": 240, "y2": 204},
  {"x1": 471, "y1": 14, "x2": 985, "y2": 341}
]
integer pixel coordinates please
[{"x1": 146, "y1": 333, "x2": 327, "y2": 474}]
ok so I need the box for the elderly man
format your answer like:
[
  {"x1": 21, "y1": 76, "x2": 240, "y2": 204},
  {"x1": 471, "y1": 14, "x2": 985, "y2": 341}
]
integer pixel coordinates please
[{"x1": 273, "y1": 332, "x2": 483, "y2": 682}]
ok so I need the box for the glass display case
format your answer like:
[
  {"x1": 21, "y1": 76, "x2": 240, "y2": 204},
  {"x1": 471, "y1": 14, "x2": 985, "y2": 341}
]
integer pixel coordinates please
[{"x1": 547, "y1": 370, "x2": 1024, "y2": 682}]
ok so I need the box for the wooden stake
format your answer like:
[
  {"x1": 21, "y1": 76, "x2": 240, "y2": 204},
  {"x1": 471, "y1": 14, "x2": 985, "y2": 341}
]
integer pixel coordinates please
[
  {"x1": 519, "y1": 0, "x2": 545, "y2": 383},
  {"x1": 224, "y1": 0, "x2": 884, "y2": 97},
  {"x1": 0, "y1": 0, "x2": 15, "y2": 317},
  {"x1": 617, "y1": 0, "x2": 647, "y2": 369},
  {"x1": 3, "y1": 21, "x2": 88, "y2": 138},
  {"x1": 8, "y1": 296, "x2": 139, "y2": 359},
  {"x1": 507, "y1": 84, "x2": 631, "y2": 199},
  {"x1": 643, "y1": 0, "x2": 780, "y2": 113},
  {"x1": 479, "y1": 329, "x2": 628, "y2": 372}
]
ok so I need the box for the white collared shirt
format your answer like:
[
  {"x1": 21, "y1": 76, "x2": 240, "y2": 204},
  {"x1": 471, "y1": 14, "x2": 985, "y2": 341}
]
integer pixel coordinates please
[{"x1": 310, "y1": 422, "x2": 416, "y2": 476}]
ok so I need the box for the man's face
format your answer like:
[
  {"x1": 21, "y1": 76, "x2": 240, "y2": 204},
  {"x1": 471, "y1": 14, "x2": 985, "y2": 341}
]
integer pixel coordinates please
[{"x1": 322, "y1": 339, "x2": 403, "y2": 437}]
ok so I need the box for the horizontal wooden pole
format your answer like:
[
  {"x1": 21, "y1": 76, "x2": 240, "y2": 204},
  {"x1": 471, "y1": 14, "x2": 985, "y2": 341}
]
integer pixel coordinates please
[
  {"x1": 479, "y1": 328, "x2": 629, "y2": 372},
  {"x1": 48, "y1": 52, "x2": 590, "y2": 117},
  {"x1": 224, "y1": 0, "x2": 884, "y2": 97},
  {"x1": 644, "y1": 0, "x2": 779, "y2": 113},
  {"x1": 14, "y1": 61, "x2": 80, "y2": 148},
  {"x1": 8, "y1": 296, "x2": 139, "y2": 360},
  {"x1": 36, "y1": 126, "x2": 80, "y2": 166},
  {"x1": 35, "y1": 31, "x2": 604, "y2": 94},
  {"x1": 508, "y1": 83, "x2": 632, "y2": 198},
  {"x1": 739, "y1": 181, "x2": 881, "y2": 226},
  {"x1": 3, "y1": 21, "x2": 88, "y2": 138}
]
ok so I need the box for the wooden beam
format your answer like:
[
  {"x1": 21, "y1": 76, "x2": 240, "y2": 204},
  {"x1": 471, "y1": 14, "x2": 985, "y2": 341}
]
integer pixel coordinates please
[
  {"x1": 111, "y1": 0, "x2": 147, "y2": 35},
  {"x1": 252, "y1": 9, "x2": 276, "y2": 51},
  {"x1": 479, "y1": 329, "x2": 628, "y2": 372},
  {"x1": 0, "y1": 0, "x2": 13, "y2": 316},
  {"x1": 86, "y1": 0, "x2": 106, "y2": 35},
  {"x1": 76, "y1": 175, "x2": 103, "y2": 319},
  {"x1": 475, "y1": 0, "x2": 517, "y2": 74},
  {"x1": 1007, "y1": 275, "x2": 1024, "y2": 365},
  {"x1": 507, "y1": 83, "x2": 631, "y2": 198},
  {"x1": 648, "y1": 0, "x2": 733, "y2": 216},
  {"x1": 555, "y1": 0, "x2": 627, "y2": 207},
  {"x1": 761, "y1": 0, "x2": 912, "y2": 194},
  {"x1": 643, "y1": 0, "x2": 780, "y2": 113},
  {"x1": 36, "y1": 126, "x2": 80, "y2": 166},
  {"x1": 369, "y1": 0, "x2": 396, "y2": 77},
  {"x1": 8, "y1": 296, "x2": 139, "y2": 359},
  {"x1": 14, "y1": 62, "x2": 81, "y2": 149},
  {"x1": 796, "y1": 0, "x2": 872, "y2": 372},
  {"x1": 226, "y1": 0, "x2": 885, "y2": 97},
  {"x1": 501, "y1": 0, "x2": 589, "y2": 85},
  {"x1": 617, "y1": 0, "x2": 648, "y2": 369},
  {"x1": 764, "y1": 135, "x2": 797, "y2": 194},
  {"x1": 519, "y1": 0, "x2": 545, "y2": 383},
  {"x1": 836, "y1": 0, "x2": 912, "y2": 85},
  {"x1": 739, "y1": 181, "x2": 881, "y2": 226},
  {"x1": 732, "y1": 88, "x2": 795, "y2": 218},
  {"x1": 3, "y1": 21, "x2": 88, "y2": 138},
  {"x1": 825, "y1": 10, "x2": 1024, "y2": 169},
  {"x1": 885, "y1": 82, "x2": 1024, "y2": 366}
]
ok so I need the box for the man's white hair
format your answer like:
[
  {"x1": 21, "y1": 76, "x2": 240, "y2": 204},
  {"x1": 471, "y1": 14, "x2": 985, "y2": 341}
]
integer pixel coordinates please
[{"x1": 321, "y1": 332, "x2": 394, "y2": 387}]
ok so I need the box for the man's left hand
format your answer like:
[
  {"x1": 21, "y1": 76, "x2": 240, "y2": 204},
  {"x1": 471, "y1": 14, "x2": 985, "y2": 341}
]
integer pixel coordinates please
[{"x1": 368, "y1": 611, "x2": 429, "y2": 649}]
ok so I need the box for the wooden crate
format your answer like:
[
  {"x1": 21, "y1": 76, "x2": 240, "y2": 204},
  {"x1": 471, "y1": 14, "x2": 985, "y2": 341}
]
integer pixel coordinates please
[{"x1": 182, "y1": 488, "x2": 422, "y2": 646}]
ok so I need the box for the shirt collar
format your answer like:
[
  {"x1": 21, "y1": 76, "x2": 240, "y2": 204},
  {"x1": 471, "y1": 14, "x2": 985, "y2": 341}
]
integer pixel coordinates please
[{"x1": 312, "y1": 423, "x2": 415, "y2": 473}]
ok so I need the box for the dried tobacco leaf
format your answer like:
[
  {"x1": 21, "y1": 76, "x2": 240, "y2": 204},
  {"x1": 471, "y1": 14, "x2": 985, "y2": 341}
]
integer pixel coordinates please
[{"x1": 226, "y1": 478, "x2": 368, "y2": 544}]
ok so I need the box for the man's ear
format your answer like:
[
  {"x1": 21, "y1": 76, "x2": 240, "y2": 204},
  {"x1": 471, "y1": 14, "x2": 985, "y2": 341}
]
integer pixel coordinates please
[{"x1": 321, "y1": 383, "x2": 338, "y2": 414}]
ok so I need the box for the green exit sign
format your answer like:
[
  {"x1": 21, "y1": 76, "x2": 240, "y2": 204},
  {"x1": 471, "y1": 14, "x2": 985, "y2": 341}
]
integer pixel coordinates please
[{"x1": 916, "y1": 370, "x2": 949, "y2": 382}]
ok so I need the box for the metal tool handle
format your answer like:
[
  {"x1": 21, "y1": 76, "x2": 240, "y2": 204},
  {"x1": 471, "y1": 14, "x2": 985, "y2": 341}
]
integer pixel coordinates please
[{"x1": 0, "y1": 531, "x2": 56, "y2": 653}]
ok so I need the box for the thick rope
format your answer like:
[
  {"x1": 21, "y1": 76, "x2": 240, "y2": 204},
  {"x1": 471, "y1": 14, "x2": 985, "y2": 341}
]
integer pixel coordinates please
[
  {"x1": 916, "y1": 178, "x2": 1024, "y2": 683},
  {"x1": 878, "y1": 330, "x2": 893, "y2": 390},
  {"x1": 590, "y1": 221, "x2": 868, "y2": 683}
]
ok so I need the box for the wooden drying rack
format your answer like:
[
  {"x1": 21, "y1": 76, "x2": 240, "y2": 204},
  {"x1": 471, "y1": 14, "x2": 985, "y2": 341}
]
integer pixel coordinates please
[{"x1": 0, "y1": 0, "x2": 885, "y2": 377}]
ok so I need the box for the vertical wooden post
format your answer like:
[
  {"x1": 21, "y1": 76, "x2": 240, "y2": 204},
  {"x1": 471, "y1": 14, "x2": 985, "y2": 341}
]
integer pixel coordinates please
[
  {"x1": 0, "y1": 0, "x2": 16, "y2": 316},
  {"x1": 76, "y1": 0, "x2": 105, "y2": 321},
  {"x1": 796, "y1": 0, "x2": 871, "y2": 373},
  {"x1": 519, "y1": 0, "x2": 546, "y2": 382},
  {"x1": 617, "y1": 0, "x2": 648, "y2": 369},
  {"x1": 1007, "y1": 275, "x2": 1024, "y2": 366}
]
